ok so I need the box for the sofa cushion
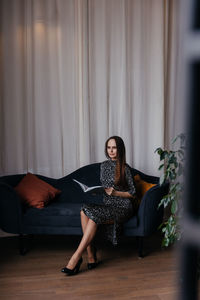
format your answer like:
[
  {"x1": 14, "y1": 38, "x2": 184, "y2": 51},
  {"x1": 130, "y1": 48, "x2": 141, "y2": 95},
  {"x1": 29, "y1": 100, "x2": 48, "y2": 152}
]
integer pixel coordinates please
[
  {"x1": 15, "y1": 173, "x2": 61, "y2": 209},
  {"x1": 134, "y1": 174, "x2": 156, "y2": 204},
  {"x1": 23, "y1": 202, "x2": 82, "y2": 227}
]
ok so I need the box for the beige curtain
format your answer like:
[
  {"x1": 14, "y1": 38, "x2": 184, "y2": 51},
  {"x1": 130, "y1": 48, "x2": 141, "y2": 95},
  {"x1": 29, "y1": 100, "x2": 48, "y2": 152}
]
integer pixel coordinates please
[{"x1": 0, "y1": 0, "x2": 182, "y2": 178}]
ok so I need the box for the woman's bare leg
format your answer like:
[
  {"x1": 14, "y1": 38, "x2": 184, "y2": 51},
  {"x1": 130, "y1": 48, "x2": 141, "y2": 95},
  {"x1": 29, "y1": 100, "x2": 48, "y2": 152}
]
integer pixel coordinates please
[
  {"x1": 66, "y1": 218, "x2": 97, "y2": 269},
  {"x1": 80, "y1": 210, "x2": 96, "y2": 263}
]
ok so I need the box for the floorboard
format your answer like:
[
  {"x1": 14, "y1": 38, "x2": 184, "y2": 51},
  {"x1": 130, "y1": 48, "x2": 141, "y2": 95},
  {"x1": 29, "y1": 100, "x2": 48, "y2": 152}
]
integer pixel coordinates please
[{"x1": 0, "y1": 233, "x2": 178, "y2": 300}]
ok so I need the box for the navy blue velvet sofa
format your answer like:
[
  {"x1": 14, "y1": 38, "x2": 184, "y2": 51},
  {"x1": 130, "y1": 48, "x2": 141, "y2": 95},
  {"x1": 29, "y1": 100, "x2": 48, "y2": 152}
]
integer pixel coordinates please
[{"x1": 0, "y1": 163, "x2": 168, "y2": 256}]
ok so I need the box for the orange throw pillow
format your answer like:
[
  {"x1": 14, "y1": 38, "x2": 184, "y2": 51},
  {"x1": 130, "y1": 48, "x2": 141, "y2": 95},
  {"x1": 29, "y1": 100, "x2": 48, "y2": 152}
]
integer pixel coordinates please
[
  {"x1": 134, "y1": 174, "x2": 156, "y2": 204},
  {"x1": 15, "y1": 173, "x2": 61, "y2": 209}
]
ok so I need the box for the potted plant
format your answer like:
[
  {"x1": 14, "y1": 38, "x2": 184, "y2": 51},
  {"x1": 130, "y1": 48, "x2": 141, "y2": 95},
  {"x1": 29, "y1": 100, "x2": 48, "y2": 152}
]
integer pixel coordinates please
[{"x1": 155, "y1": 133, "x2": 186, "y2": 247}]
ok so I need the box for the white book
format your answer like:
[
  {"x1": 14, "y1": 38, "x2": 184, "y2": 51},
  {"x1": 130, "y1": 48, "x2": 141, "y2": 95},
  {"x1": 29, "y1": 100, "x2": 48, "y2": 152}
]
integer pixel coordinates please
[{"x1": 73, "y1": 179, "x2": 104, "y2": 194}]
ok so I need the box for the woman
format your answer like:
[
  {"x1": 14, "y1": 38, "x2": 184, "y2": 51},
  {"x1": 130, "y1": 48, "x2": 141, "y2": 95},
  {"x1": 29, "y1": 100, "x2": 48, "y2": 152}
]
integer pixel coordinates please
[{"x1": 61, "y1": 136, "x2": 137, "y2": 276}]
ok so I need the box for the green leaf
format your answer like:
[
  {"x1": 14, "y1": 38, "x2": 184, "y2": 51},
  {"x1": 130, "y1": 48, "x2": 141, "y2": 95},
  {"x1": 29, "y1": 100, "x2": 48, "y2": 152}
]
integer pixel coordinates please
[
  {"x1": 169, "y1": 171, "x2": 176, "y2": 181},
  {"x1": 158, "y1": 163, "x2": 164, "y2": 170},
  {"x1": 165, "y1": 238, "x2": 170, "y2": 247},
  {"x1": 172, "y1": 135, "x2": 179, "y2": 144},
  {"x1": 160, "y1": 151, "x2": 169, "y2": 160},
  {"x1": 161, "y1": 239, "x2": 166, "y2": 247},
  {"x1": 171, "y1": 200, "x2": 177, "y2": 214},
  {"x1": 155, "y1": 147, "x2": 163, "y2": 155},
  {"x1": 155, "y1": 147, "x2": 161, "y2": 152},
  {"x1": 168, "y1": 156, "x2": 177, "y2": 166},
  {"x1": 155, "y1": 133, "x2": 186, "y2": 248},
  {"x1": 159, "y1": 173, "x2": 165, "y2": 185}
]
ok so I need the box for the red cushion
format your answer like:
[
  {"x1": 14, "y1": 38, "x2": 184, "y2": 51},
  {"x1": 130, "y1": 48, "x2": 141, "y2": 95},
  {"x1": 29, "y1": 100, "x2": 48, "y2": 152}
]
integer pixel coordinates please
[{"x1": 15, "y1": 173, "x2": 61, "y2": 209}]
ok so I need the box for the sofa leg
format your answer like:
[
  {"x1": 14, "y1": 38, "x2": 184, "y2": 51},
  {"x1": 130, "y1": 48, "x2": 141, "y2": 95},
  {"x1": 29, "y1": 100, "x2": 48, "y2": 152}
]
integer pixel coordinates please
[
  {"x1": 137, "y1": 236, "x2": 144, "y2": 258},
  {"x1": 19, "y1": 234, "x2": 28, "y2": 255}
]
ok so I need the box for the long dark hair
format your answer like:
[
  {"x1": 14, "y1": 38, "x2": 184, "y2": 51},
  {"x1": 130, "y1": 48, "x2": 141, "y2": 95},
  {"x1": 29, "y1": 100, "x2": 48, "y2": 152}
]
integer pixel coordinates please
[{"x1": 105, "y1": 136, "x2": 128, "y2": 189}]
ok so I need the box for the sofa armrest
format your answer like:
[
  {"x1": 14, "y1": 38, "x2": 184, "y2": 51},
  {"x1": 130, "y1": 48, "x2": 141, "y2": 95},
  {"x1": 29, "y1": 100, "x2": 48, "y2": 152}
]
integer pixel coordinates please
[
  {"x1": 0, "y1": 183, "x2": 23, "y2": 234},
  {"x1": 137, "y1": 183, "x2": 169, "y2": 236}
]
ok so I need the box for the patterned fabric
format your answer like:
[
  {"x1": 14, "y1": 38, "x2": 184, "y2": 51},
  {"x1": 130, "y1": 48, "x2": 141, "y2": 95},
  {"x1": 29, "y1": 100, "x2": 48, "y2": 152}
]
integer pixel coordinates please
[{"x1": 81, "y1": 159, "x2": 137, "y2": 245}]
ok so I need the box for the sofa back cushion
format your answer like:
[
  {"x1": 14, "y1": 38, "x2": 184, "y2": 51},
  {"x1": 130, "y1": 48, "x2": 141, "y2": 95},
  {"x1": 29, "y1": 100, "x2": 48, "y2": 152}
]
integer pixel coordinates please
[
  {"x1": 133, "y1": 174, "x2": 156, "y2": 204},
  {"x1": 15, "y1": 173, "x2": 61, "y2": 209}
]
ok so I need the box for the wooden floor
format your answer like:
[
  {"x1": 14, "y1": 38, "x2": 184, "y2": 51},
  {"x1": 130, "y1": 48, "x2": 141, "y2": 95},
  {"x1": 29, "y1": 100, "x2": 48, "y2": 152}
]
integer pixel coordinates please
[{"x1": 0, "y1": 233, "x2": 179, "y2": 300}]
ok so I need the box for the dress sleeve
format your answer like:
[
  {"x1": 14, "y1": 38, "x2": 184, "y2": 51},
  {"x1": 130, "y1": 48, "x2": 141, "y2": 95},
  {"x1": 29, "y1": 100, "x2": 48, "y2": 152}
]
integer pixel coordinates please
[{"x1": 125, "y1": 165, "x2": 136, "y2": 197}]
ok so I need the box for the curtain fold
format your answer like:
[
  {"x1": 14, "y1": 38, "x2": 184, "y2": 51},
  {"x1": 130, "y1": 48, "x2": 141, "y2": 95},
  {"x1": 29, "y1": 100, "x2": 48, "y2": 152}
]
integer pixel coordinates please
[
  {"x1": 87, "y1": 0, "x2": 166, "y2": 175},
  {"x1": 0, "y1": 0, "x2": 181, "y2": 178}
]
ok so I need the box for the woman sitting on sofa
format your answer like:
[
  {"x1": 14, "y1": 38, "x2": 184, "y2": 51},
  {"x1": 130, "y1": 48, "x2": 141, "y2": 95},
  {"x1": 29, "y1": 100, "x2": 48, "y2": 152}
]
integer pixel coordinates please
[{"x1": 61, "y1": 135, "x2": 137, "y2": 275}]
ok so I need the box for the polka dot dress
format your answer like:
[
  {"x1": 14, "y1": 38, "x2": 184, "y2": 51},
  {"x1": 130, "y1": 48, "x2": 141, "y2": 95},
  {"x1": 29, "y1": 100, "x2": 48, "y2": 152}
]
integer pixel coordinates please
[{"x1": 81, "y1": 159, "x2": 137, "y2": 245}]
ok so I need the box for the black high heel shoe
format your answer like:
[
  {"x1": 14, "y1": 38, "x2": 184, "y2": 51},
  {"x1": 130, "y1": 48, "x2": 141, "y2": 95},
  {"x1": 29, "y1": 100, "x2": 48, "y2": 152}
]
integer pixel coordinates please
[
  {"x1": 61, "y1": 257, "x2": 83, "y2": 276},
  {"x1": 87, "y1": 246, "x2": 98, "y2": 270}
]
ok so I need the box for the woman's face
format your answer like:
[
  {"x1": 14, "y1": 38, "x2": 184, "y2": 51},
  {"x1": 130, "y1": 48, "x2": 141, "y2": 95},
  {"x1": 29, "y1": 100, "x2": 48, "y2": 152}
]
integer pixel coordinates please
[{"x1": 107, "y1": 139, "x2": 117, "y2": 160}]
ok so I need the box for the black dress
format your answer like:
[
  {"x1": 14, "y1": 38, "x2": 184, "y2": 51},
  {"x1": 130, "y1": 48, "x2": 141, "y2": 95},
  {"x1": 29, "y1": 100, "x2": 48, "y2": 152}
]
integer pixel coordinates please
[{"x1": 81, "y1": 159, "x2": 136, "y2": 245}]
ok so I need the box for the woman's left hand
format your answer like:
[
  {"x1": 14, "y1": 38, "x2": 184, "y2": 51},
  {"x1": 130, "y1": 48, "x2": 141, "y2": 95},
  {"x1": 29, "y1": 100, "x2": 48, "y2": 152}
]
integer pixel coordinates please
[
  {"x1": 105, "y1": 188, "x2": 133, "y2": 198},
  {"x1": 105, "y1": 187, "x2": 115, "y2": 196}
]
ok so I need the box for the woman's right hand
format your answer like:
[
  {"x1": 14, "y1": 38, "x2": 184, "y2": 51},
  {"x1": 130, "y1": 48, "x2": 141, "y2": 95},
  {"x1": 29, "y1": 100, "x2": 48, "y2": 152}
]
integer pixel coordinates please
[{"x1": 104, "y1": 187, "x2": 114, "y2": 196}]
